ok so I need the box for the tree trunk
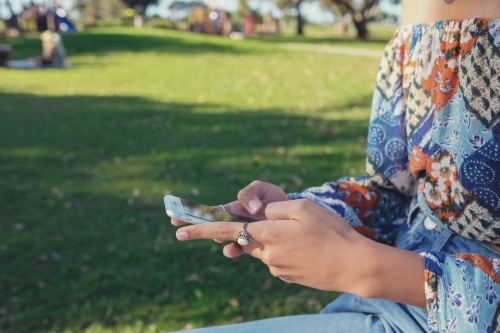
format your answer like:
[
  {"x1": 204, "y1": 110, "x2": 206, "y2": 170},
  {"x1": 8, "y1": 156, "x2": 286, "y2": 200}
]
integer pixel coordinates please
[
  {"x1": 85, "y1": 0, "x2": 97, "y2": 27},
  {"x1": 337, "y1": 16, "x2": 349, "y2": 34},
  {"x1": 296, "y1": 3, "x2": 304, "y2": 35},
  {"x1": 352, "y1": 12, "x2": 369, "y2": 40},
  {"x1": 331, "y1": 6, "x2": 348, "y2": 34}
]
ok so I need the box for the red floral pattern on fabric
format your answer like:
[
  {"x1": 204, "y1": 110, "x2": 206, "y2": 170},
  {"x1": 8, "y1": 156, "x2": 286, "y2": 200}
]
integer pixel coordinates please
[
  {"x1": 420, "y1": 20, "x2": 482, "y2": 112},
  {"x1": 455, "y1": 253, "x2": 500, "y2": 284},
  {"x1": 410, "y1": 146, "x2": 428, "y2": 176},
  {"x1": 337, "y1": 181, "x2": 379, "y2": 225}
]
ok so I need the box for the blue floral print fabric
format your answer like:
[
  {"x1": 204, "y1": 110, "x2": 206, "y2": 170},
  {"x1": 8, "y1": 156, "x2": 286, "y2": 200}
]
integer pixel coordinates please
[
  {"x1": 419, "y1": 250, "x2": 500, "y2": 333},
  {"x1": 289, "y1": 19, "x2": 500, "y2": 332}
]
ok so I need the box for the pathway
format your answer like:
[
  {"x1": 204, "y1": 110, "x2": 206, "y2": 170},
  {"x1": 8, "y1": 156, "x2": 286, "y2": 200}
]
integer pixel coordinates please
[{"x1": 281, "y1": 43, "x2": 384, "y2": 58}]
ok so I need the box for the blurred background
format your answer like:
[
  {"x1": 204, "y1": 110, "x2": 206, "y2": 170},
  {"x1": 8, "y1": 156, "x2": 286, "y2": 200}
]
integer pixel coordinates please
[{"x1": 0, "y1": 0, "x2": 399, "y2": 332}]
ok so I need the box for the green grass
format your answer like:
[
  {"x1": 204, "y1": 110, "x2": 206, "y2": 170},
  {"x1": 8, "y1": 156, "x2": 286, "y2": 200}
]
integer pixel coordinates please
[
  {"x1": 0, "y1": 26, "x2": 391, "y2": 332},
  {"x1": 257, "y1": 23, "x2": 396, "y2": 49}
]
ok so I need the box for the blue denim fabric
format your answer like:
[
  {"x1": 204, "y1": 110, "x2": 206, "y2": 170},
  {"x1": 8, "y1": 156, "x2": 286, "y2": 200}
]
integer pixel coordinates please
[
  {"x1": 165, "y1": 210, "x2": 500, "y2": 333},
  {"x1": 394, "y1": 210, "x2": 500, "y2": 258}
]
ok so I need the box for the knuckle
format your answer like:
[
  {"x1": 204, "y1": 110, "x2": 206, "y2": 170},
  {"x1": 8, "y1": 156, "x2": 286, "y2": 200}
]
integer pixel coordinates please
[
  {"x1": 258, "y1": 225, "x2": 273, "y2": 241},
  {"x1": 279, "y1": 276, "x2": 294, "y2": 284},
  {"x1": 264, "y1": 202, "x2": 275, "y2": 216},
  {"x1": 296, "y1": 199, "x2": 309, "y2": 209},
  {"x1": 269, "y1": 267, "x2": 279, "y2": 278},
  {"x1": 217, "y1": 226, "x2": 233, "y2": 240},
  {"x1": 296, "y1": 199, "x2": 312, "y2": 214},
  {"x1": 250, "y1": 180, "x2": 263, "y2": 187},
  {"x1": 261, "y1": 251, "x2": 272, "y2": 264},
  {"x1": 261, "y1": 251, "x2": 276, "y2": 266},
  {"x1": 237, "y1": 189, "x2": 245, "y2": 200},
  {"x1": 185, "y1": 228, "x2": 198, "y2": 239},
  {"x1": 238, "y1": 181, "x2": 261, "y2": 200}
]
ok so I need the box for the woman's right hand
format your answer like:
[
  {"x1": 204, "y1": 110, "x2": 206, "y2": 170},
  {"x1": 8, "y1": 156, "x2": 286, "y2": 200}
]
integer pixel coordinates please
[
  {"x1": 170, "y1": 181, "x2": 289, "y2": 226},
  {"x1": 225, "y1": 180, "x2": 290, "y2": 221}
]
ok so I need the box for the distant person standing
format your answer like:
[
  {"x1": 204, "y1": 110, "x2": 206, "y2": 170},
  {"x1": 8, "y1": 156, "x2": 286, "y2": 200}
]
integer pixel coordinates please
[{"x1": 36, "y1": 6, "x2": 49, "y2": 32}]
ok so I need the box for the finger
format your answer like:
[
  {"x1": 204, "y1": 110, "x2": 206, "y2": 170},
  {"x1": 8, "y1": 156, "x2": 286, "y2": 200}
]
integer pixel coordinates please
[
  {"x1": 224, "y1": 201, "x2": 256, "y2": 217},
  {"x1": 237, "y1": 181, "x2": 266, "y2": 214},
  {"x1": 212, "y1": 204, "x2": 258, "y2": 221},
  {"x1": 176, "y1": 222, "x2": 243, "y2": 241},
  {"x1": 214, "y1": 239, "x2": 227, "y2": 244},
  {"x1": 177, "y1": 222, "x2": 265, "y2": 258},
  {"x1": 224, "y1": 238, "x2": 265, "y2": 260},
  {"x1": 222, "y1": 242, "x2": 246, "y2": 258},
  {"x1": 224, "y1": 201, "x2": 267, "y2": 221},
  {"x1": 171, "y1": 218, "x2": 190, "y2": 226},
  {"x1": 278, "y1": 275, "x2": 295, "y2": 284},
  {"x1": 264, "y1": 199, "x2": 312, "y2": 221}
]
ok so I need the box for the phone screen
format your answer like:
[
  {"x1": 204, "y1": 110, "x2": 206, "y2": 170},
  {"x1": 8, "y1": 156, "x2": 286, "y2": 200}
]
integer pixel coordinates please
[{"x1": 167, "y1": 196, "x2": 256, "y2": 223}]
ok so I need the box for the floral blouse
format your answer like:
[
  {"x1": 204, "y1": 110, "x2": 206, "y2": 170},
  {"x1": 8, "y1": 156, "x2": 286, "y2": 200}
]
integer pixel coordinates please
[{"x1": 289, "y1": 19, "x2": 500, "y2": 332}]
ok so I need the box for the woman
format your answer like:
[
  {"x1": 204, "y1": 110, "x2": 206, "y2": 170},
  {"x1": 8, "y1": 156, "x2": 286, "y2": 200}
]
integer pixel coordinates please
[
  {"x1": 40, "y1": 30, "x2": 67, "y2": 68},
  {"x1": 172, "y1": 1, "x2": 500, "y2": 332}
]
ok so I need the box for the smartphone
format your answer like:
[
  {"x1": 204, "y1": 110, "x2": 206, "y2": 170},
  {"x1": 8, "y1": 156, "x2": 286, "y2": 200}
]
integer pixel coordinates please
[{"x1": 164, "y1": 195, "x2": 256, "y2": 224}]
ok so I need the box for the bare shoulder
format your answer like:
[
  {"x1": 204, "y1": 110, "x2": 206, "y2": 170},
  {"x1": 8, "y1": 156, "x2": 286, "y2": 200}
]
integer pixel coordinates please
[{"x1": 401, "y1": 0, "x2": 500, "y2": 25}]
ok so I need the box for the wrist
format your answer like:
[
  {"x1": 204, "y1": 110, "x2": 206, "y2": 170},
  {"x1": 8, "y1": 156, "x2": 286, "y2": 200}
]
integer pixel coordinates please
[
  {"x1": 351, "y1": 239, "x2": 426, "y2": 307},
  {"x1": 337, "y1": 231, "x2": 381, "y2": 297}
]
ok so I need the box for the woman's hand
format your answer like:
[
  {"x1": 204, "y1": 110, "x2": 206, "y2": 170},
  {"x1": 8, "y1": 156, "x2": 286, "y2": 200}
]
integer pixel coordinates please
[
  {"x1": 176, "y1": 199, "x2": 367, "y2": 293},
  {"x1": 226, "y1": 180, "x2": 290, "y2": 220},
  {"x1": 171, "y1": 181, "x2": 289, "y2": 226},
  {"x1": 174, "y1": 199, "x2": 426, "y2": 307}
]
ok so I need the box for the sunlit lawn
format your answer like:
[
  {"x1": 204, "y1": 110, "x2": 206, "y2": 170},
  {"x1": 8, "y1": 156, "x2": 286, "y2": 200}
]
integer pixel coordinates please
[
  {"x1": 0, "y1": 26, "x2": 392, "y2": 332},
  {"x1": 259, "y1": 23, "x2": 397, "y2": 49}
]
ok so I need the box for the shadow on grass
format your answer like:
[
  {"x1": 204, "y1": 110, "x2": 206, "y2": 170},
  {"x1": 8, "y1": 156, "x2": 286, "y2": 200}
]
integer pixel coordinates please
[
  {"x1": 0, "y1": 92, "x2": 371, "y2": 332},
  {"x1": 6, "y1": 29, "x2": 258, "y2": 60}
]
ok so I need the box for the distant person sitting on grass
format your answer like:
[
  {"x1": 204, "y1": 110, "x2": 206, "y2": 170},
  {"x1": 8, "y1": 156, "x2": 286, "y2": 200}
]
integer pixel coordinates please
[
  {"x1": 170, "y1": 1, "x2": 500, "y2": 333},
  {"x1": 40, "y1": 30, "x2": 67, "y2": 68},
  {"x1": 6, "y1": 30, "x2": 67, "y2": 69}
]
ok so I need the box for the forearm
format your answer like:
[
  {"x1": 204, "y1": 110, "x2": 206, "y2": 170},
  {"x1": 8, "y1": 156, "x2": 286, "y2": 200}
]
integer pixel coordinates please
[{"x1": 343, "y1": 233, "x2": 426, "y2": 308}]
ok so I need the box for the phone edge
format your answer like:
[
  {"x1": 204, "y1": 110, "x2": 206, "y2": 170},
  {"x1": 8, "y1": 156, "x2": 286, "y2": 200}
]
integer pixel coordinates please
[{"x1": 164, "y1": 195, "x2": 211, "y2": 224}]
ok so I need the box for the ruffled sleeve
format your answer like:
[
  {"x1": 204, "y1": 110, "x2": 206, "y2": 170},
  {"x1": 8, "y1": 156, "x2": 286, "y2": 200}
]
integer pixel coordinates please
[
  {"x1": 288, "y1": 176, "x2": 411, "y2": 243},
  {"x1": 288, "y1": 28, "x2": 420, "y2": 244},
  {"x1": 418, "y1": 251, "x2": 500, "y2": 333}
]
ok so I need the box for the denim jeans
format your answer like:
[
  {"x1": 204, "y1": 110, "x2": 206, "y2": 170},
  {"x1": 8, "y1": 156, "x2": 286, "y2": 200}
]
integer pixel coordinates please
[{"x1": 167, "y1": 210, "x2": 500, "y2": 333}]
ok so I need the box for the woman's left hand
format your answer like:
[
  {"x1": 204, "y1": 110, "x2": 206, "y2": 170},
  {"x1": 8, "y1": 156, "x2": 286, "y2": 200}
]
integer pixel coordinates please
[
  {"x1": 175, "y1": 199, "x2": 370, "y2": 293},
  {"x1": 175, "y1": 198, "x2": 427, "y2": 307}
]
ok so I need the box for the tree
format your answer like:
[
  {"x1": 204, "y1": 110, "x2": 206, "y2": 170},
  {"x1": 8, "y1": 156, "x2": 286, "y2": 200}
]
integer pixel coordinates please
[
  {"x1": 75, "y1": 0, "x2": 126, "y2": 26},
  {"x1": 102, "y1": 0, "x2": 126, "y2": 24},
  {"x1": 238, "y1": 0, "x2": 251, "y2": 17},
  {"x1": 319, "y1": 0, "x2": 349, "y2": 33},
  {"x1": 120, "y1": 0, "x2": 159, "y2": 14},
  {"x1": 323, "y1": 0, "x2": 379, "y2": 40},
  {"x1": 74, "y1": 0, "x2": 98, "y2": 26},
  {"x1": 276, "y1": 0, "x2": 305, "y2": 35}
]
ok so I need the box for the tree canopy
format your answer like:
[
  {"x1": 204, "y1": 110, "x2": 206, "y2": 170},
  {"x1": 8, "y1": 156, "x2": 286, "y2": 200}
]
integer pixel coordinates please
[
  {"x1": 276, "y1": 0, "x2": 307, "y2": 35},
  {"x1": 120, "y1": 0, "x2": 159, "y2": 9},
  {"x1": 322, "y1": 0, "x2": 380, "y2": 39}
]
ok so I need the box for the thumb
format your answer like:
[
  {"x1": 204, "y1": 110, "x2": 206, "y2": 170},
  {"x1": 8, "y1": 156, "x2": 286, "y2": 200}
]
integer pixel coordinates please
[{"x1": 237, "y1": 181, "x2": 265, "y2": 214}]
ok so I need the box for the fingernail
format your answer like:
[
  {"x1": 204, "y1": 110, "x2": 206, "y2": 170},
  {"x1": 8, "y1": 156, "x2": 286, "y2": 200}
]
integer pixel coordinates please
[
  {"x1": 249, "y1": 200, "x2": 260, "y2": 214},
  {"x1": 177, "y1": 231, "x2": 188, "y2": 240}
]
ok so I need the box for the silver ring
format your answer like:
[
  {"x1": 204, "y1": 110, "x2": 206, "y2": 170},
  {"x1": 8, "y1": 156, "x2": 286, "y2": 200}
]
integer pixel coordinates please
[
  {"x1": 219, "y1": 204, "x2": 226, "y2": 211},
  {"x1": 236, "y1": 222, "x2": 252, "y2": 246}
]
